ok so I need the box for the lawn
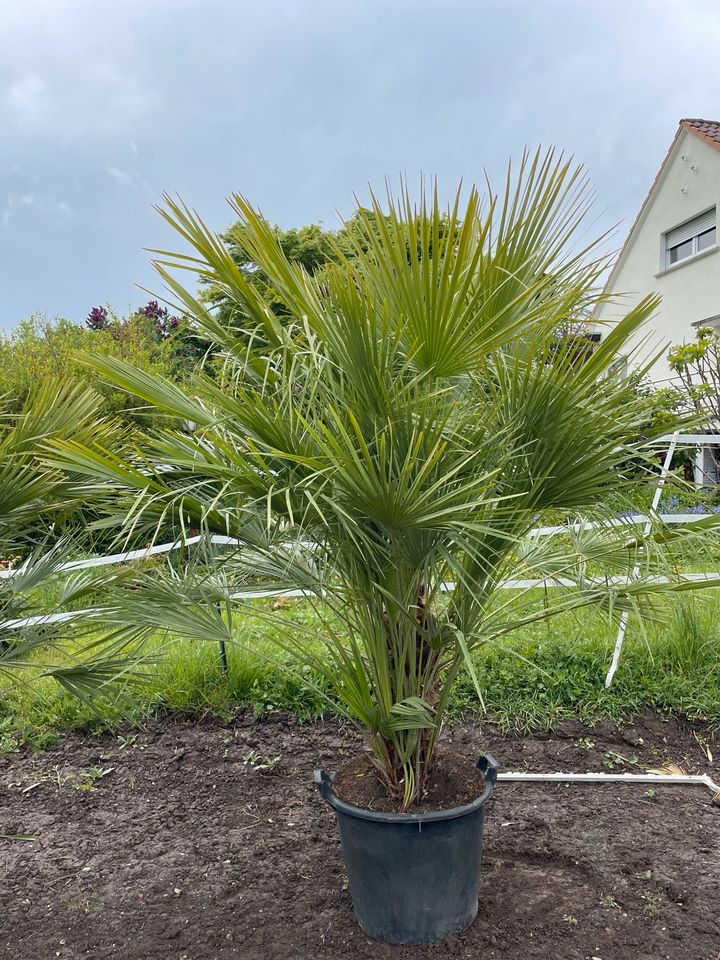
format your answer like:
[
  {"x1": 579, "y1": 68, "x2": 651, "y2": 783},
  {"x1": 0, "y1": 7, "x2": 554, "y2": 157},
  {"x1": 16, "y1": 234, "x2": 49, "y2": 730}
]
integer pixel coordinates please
[{"x1": 3, "y1": 582, "x2": 720, "y2": 745}]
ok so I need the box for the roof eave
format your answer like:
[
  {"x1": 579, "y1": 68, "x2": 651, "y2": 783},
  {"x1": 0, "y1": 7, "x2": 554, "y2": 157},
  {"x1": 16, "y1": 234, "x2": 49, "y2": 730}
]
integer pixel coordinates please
[{"x1": 594, "y1": 124, "x2": 686, "y2": 313}]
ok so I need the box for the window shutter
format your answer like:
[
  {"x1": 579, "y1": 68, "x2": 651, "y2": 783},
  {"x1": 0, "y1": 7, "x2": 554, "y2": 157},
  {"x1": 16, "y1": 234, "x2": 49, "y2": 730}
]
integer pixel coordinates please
[{"x1": 666, "y1": 208, "x2": 716, "y2": 249}]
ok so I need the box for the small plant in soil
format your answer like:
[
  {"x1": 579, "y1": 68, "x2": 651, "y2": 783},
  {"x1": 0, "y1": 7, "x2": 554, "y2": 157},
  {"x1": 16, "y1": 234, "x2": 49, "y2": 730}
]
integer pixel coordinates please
[
  {"x1": 73, "y1": 767, "x2": 114, "y2": 791},
  {"x1": 242, "y1": 750, "x2": 281, "y2": 772},
  {"x1": 8, "y1": 765, "x2": 113, "y2": 793},
  {"x1": 602, "y1": 751, "x2": 638, "y2": 769},
  {"x1": 0, "y1": 719, "x2": 20, "y2": 755},
  {"x1": 117, "y1": 734, "x2": 139, "y2": 750},
  {"x1": 63, "y1": 893, "x2": 92, "y2": 913},
  {"x1": 641, "y1": 891, "x2": 663, "y2": 917}
]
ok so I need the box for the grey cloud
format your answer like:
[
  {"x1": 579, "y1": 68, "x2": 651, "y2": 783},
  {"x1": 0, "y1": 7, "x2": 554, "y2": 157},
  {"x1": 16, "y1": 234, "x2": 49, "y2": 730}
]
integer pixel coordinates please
[{"x1": 2, "y1": 0, "x2": 720, "y2": 327}]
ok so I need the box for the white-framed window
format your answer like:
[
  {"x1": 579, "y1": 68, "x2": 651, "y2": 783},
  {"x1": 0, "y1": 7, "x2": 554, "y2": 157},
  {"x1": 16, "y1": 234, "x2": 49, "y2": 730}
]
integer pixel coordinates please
[{"x1": 664, "y1": 207, "x2": 716, "y2": 268}]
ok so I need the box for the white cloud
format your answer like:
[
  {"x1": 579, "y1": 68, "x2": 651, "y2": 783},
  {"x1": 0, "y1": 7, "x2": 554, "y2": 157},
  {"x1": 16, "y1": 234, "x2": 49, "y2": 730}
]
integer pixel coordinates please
[
  {"x1": 5, "y1": 74, "x2": 46, "y2": 127},
  {"x1": 105, "y1": 165, "x2": 154, "y2": 196},
  {"x1": 2, "y1": 190, "x2": 72, "y2": 227},
  {"x1": 1, "y1": 63, "x2": 158, "y2": 138},
  {"x1": 106, "y1": 166, "x2": 135, "y2": 188},
  {"x1": 54, "y1": 200, "x2": 73, "y2": 219},
  {"x1": 13, "y1": 192, "x2": 35, "y2": 207}
]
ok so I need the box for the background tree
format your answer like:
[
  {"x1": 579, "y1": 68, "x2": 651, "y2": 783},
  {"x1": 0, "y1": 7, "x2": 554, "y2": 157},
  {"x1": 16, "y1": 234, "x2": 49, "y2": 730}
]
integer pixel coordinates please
[
  {"x1": 202, "y1": 206, "x2": 458, "y2": 329},
  {"x1": 668, "y1": 326, "x2": 720, "y2": 480}
]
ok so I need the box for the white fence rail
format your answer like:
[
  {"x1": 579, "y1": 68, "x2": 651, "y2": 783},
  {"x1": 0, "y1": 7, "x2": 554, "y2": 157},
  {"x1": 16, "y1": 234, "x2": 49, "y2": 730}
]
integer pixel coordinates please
[
  {"x1": 6, "y1": 572, "x2": 720, "y2": 633},
  {"x1": 0, "y1": 534, "x2": 242, "y2": 581},
  {"x1": 1, "y1": 513, "x2": 712, "y2": 583},
  {"x1": 5, "y1": 432, "x2": 720, "y2": 683}
]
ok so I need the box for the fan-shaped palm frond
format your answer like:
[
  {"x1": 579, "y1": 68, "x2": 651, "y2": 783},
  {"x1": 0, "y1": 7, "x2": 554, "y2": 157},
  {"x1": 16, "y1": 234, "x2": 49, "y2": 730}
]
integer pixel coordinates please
[
  {"x1": 0, "y1": 384, "x2": 152, "y2": 701},
  {"x1": 50, "y1": 155, "x2": 720, "y2": 807}
]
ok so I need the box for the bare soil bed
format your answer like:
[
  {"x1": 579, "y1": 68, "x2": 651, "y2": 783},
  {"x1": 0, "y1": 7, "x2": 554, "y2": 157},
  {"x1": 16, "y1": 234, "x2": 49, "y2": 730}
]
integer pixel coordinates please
[{"x1": 1, "y1": 711, "x2": 718, "y2": 960}]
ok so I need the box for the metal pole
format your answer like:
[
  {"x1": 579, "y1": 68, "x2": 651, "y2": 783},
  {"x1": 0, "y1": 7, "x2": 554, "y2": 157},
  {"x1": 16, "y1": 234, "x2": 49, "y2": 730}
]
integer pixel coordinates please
[
  {"x1": 218, "y1": 638, "x2": 229, "y2": 676},
  {"x1": 215, "y1": 601, "x2": 229, "y2": 676}
]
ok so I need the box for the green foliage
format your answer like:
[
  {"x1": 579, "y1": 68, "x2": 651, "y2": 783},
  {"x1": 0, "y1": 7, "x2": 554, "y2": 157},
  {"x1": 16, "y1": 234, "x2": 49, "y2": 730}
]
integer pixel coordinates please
[
  {"x1": 613, "y1": 378, "x2": 691, "y2": 480},
  {"x1": 449, "y1": 632, "x2": 720, "y2": 730},
  {"x1": 204, "y1": 206, "x2": 459, "y2": 339},
  {"x1": 52, "y1": 152, "x2": 720, "y2": 809},
  {"x1": 655, "y1": 599, "x2": 720, "y2": 675},
  {"x1": 668, "y1": 326, "x2": 720, "y2": 475},
  {"x1": 634, "y1": 382, "x2": 684, "y2": 438},
  {"x1": 0, "y1": 310, "x2": 199, "y2": 426},
  {"x1": 223, "y1": 219, "x2": 337, "y2": 280},
  {"x1": 0, "y1": 381, "x2": 112, "y2": 548},
  {"x1": 3, "y1": 596, "x2": 720, "y2": 737},
  {"x1": 0, "y1": 384, "x2": 154, "y2": 700},
  {"x1": 668, "y1": 326, "x2": 720, "y2": 392}
]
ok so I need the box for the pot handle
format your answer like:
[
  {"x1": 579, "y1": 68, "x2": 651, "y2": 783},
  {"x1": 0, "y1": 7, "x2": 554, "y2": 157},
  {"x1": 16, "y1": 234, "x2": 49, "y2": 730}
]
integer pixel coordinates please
[
  {"x1": 476, "y1": 753, "x2": 500, "y2": 787},
  {"x1": 314, "y1": 769, "x2": 333, "y2": 798}
]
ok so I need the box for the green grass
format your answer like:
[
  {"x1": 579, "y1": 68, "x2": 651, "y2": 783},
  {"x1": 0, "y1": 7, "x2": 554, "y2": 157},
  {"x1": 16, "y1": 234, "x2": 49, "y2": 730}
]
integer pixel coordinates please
[{"x1": 2, "y1": 590, "x2": 720, "y2": 742}]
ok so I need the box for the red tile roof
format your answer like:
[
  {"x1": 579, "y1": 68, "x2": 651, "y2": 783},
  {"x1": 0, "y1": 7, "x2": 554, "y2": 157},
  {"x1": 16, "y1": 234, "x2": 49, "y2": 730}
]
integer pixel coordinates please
[{"x1": 681, "y1": 118, "x2": 720, "y2": 150}]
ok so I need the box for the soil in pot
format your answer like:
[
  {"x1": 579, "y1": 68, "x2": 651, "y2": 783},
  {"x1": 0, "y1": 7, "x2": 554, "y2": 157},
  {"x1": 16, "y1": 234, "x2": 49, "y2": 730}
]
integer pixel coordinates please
[{"x1": 332, "y1": 750, "x2": 487, "y2": 813}]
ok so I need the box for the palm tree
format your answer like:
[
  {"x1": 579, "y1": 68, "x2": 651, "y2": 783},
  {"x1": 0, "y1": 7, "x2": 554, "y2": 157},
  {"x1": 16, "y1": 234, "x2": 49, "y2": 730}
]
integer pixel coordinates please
[
  {"x1": 51, "y1": 152, "x2": 720, "y2": 808},
  {"x1": 0, "y1": 382, "x2": 149, "y2": 701}
]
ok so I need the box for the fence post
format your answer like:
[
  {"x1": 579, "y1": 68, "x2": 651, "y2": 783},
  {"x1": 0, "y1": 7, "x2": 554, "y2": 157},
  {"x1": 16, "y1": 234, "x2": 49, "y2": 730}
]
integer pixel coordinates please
[{"x1": 604, "y1": 430, "x2": 680, "y2": 687}]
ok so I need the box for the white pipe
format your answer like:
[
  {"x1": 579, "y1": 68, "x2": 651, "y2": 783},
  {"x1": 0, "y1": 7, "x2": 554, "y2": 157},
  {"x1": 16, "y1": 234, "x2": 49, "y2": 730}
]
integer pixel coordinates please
[
  {"x1": 497, "y1": 770, "x2": 720, "y2": 796},
  {"x1": 532, "y1": 513, "x2": 712, "y2": 536},
  {"x1": 653, "y1": 433, "x2": 720, "y2": 444},
  {"x1": 2, "y1": 506, "x2": 712, "y2": 583},
  {"x1": 1, "y1": 512, "x2": 709, "y2": 580},
  {"x1": 0, "y1": 534, "x2": 243, "y2": 580}
]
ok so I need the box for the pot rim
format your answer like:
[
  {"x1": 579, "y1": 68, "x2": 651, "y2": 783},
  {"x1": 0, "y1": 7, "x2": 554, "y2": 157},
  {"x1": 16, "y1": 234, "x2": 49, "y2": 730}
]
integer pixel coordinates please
[{"x1": 314, "y1": 752, "x2": 499, "y2": 824}]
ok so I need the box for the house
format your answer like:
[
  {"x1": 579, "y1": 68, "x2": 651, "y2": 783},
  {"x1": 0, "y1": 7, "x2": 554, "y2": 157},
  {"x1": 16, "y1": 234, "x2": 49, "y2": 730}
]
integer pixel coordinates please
[
  {"x1": 592, "y1": 119, "x2": 720, "y2": 483},
  {"x1": 593, "y1": 118, "x2": 720, "y2": 384}
]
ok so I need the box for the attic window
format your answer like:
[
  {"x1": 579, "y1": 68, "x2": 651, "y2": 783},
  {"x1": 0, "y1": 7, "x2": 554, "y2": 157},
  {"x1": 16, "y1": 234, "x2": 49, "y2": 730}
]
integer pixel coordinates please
[{"x1": 664, "y1": 208, "x2": 716, "y2": 267}]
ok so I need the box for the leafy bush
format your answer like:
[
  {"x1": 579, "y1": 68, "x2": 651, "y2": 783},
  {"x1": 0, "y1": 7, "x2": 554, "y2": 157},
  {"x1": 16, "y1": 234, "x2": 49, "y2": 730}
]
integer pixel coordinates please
[{"x1": 0, "y1": 307, "x2": 202, "y2": 426}]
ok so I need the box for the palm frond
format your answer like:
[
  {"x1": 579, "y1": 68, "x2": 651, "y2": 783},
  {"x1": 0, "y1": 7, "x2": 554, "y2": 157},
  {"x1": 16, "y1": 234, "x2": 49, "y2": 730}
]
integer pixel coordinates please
[{"x1": 49, "y1": 158, "x2": 719, "y2": 807}]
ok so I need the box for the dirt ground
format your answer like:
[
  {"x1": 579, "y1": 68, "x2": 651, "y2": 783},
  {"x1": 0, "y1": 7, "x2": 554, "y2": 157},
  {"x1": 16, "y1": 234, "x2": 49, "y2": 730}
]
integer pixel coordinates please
[{"x1": 1, "y1": 711, "x2": 718, "y2": 960}]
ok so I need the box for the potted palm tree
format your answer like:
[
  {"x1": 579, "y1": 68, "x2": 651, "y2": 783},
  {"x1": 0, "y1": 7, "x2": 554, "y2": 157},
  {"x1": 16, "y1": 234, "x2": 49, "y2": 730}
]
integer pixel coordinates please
[{"x1": 51, "y1": 152, "x2": 720, "y2": 943}]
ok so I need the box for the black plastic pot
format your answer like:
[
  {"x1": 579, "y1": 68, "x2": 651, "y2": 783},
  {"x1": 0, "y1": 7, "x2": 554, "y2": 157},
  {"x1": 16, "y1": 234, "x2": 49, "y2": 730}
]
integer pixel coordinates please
[{"x1": 314, "y1": 753, "x2": 499, "y2": 944}]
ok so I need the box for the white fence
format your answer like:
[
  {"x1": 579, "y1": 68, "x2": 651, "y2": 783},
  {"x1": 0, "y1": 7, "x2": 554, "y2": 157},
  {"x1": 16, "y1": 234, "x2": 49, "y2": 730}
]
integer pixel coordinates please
[{"x1": 5, "y1": 433, "x2": 720, "y2": 687}]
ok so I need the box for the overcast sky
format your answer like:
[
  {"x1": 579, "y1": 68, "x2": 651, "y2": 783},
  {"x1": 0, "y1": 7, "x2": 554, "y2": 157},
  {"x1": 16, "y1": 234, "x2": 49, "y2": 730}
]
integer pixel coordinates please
[{"x1": 1, "y1": 0, "x2": 719, "y2": 330}]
